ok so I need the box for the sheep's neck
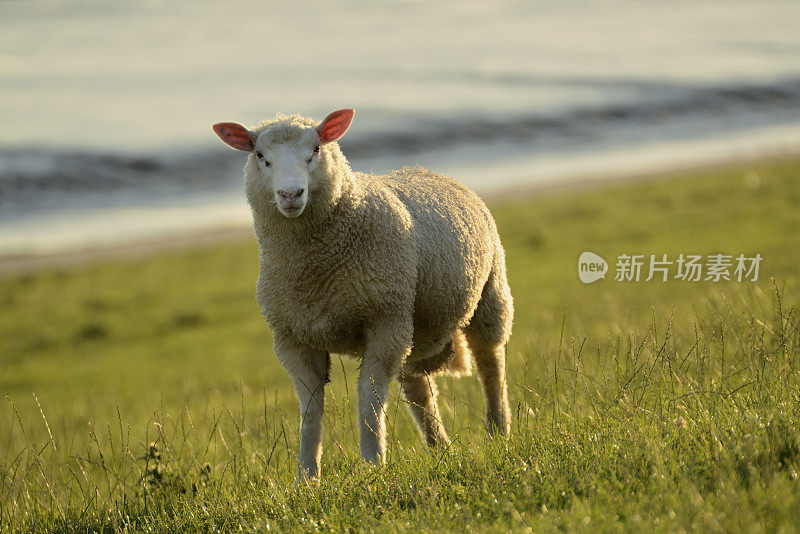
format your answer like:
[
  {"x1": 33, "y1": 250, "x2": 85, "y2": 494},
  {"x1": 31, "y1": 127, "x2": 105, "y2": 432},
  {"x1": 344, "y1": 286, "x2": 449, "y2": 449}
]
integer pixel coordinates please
[{"x1": 254, "y1": 170, "x2": 363, "y2": 251}]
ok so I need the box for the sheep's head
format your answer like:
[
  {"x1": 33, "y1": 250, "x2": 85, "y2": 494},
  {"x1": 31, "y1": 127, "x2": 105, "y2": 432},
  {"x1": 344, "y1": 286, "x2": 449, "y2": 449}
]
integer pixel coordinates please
[{"x1": 213, "y1": 109, "x2": 354, "y2": 219}]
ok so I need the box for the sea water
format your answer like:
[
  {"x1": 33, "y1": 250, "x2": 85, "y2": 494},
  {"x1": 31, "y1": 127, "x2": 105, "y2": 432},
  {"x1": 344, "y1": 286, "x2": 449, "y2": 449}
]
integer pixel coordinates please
[{"x1": 2, "y1": 0, "x2": 800, "y2": 254}]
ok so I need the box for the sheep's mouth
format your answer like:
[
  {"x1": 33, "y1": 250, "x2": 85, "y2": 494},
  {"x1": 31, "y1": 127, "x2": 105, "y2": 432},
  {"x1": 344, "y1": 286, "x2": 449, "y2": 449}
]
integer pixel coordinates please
[{"x1": 278, "y1": 204, "x2": 305, "y2": 218}]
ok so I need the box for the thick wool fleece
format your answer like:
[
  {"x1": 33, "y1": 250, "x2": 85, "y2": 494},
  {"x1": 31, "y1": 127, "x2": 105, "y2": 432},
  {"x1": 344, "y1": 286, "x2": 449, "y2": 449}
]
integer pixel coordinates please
[{"x1": 247, "y1": 161, "x2": 511, "y2": 374}]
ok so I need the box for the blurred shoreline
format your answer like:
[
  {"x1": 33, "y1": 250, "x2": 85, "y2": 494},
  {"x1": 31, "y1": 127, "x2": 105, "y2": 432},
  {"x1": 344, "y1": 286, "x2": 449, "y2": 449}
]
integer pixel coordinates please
[
  {"x1": 2, "y1": 114, "x2": 800, "y2": 261},
  {"x1": 4, "y1": 1, "x2": 800, "y2": 262},
  {"x1": 2, "y1": 149, "x2": 797, "y2": 278},
  {"x1": 0, "y1": 226, "x2": 253, "y2": 277}
]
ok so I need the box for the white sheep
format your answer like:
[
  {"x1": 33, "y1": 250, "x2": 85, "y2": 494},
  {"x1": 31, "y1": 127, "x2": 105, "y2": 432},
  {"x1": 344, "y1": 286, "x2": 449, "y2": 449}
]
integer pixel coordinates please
[{"x1": 213, "y1": 109, "x2": 513, "y2": 479}]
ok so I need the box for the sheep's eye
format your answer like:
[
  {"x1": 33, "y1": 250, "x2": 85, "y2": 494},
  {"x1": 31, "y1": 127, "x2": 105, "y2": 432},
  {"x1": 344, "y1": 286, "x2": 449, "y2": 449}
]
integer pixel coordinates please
[
  {"x1": 255, "y1": 152, "x2": 271, "y2": 167},
  {"x1": 313, "y1": 145, "x2": 320, "y2": 153}
]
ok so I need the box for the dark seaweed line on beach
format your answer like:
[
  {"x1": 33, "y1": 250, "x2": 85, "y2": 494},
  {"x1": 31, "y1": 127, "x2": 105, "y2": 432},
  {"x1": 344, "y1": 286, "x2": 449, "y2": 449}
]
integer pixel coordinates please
[{"x1": 1, "y1": 77, "x2": 799, "y2": 217}]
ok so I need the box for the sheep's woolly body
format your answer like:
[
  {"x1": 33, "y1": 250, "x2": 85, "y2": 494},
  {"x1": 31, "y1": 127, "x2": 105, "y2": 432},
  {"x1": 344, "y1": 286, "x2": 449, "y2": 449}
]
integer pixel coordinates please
[
  {"x1": 249, "y1": 162, "x2": 511, "y2": 374},
  {"x1": 239, "y1": 113, "x2": 513, "y2": 476}
]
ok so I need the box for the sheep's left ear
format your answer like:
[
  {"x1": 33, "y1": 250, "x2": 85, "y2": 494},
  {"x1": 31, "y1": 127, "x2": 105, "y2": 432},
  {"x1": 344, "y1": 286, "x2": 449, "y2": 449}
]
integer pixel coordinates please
[
  {"x1": 213, "y1": 122, "x2": 255, "y2": 151},
  {"x1": 316, "y1": 109, "x2": 354, "y2": 144}
]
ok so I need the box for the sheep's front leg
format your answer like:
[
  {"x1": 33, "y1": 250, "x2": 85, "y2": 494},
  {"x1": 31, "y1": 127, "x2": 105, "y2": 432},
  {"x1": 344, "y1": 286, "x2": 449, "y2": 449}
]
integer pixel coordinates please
[
  {"x1": 273, "y1": 332, "x2": 329, "y2": 480},
  {"x1": 358, "y1": 324, "x2": 411, "y2": 464}
]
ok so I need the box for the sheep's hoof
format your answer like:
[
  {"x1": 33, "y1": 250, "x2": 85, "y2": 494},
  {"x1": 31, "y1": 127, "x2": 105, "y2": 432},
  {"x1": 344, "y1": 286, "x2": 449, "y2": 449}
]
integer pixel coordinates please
[{"x1": 297, "y1": 467, "x2": 321, "y2": 485}]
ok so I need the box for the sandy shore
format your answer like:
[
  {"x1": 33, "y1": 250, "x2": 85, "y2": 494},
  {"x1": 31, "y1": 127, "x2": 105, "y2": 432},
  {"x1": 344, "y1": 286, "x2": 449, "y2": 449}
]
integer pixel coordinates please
[
  {"x1": 2, "y1": 150, "x2": 797, "y2": 278},
  {"x1": 0, "y1": 226, "x2": 254, "y2": 277},
  {"x1": 479, "y1": 148, "x2": 800, "y2": 202}
]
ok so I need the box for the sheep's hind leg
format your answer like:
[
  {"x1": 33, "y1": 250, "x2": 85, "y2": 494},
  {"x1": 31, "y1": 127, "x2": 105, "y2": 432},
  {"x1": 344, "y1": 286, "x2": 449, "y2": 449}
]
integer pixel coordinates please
[
  {"x1": 468, "y1": 340, "x2": 510, "y2": 436},
  {"x1": 465, "y1": 265, "x2": 513, "y2": 437},
  {"x1": 274, "y1": 333, "x2": 330, "y2": 480},
  {"x1": 401, "y1": 373, "x2": 450, "y2": 447}
]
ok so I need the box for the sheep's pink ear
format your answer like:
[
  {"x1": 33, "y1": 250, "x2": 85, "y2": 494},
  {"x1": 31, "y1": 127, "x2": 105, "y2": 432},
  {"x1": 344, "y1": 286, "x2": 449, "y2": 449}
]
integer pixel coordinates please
[
  {"x1": 316, "y1": 109, "x2": 354, "y2": 144},
  {"x1": 213, "y1": 122, "x2": 254, "y2": 151}
]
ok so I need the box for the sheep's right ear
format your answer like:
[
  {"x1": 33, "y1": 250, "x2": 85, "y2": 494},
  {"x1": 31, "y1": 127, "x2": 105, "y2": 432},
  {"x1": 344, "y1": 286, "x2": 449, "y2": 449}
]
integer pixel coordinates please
[{"x1": 213, "y1": 122, "x2": 255, "y2": 151}]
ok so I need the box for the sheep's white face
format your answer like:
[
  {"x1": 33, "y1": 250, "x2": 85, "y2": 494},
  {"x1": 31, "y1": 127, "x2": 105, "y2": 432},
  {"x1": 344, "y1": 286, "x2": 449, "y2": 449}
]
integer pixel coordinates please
[
  {"x1": 253, "y1": 130, "x2": 320, "y2": 218},
  {"x1": 213, "y1": 109, "x2": 354, "y2": 220}
]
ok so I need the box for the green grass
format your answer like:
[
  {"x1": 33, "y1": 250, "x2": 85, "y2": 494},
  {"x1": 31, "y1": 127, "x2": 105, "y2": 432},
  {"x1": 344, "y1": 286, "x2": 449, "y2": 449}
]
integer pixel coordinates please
[{"x1": 2, "y1": 157, "x2": 800, "y2": 532}]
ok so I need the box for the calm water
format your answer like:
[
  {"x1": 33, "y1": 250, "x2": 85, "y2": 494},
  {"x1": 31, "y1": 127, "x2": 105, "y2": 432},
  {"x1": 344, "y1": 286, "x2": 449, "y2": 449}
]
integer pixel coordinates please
[{"x1": 2, "y1": 0, "x2": 800, "y2": 254}]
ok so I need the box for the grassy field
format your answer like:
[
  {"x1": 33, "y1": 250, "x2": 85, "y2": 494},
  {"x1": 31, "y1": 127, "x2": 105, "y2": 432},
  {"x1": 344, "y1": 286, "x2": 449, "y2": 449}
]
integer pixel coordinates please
[{"x1": 2, "y1": 156, "x2": 800, "y2": 532}]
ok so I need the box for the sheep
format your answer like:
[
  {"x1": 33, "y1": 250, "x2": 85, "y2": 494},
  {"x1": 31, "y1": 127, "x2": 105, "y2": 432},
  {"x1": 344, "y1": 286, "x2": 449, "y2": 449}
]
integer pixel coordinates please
[{"x1": 213, "y1": 109, "x2": 513, "y2": 479}]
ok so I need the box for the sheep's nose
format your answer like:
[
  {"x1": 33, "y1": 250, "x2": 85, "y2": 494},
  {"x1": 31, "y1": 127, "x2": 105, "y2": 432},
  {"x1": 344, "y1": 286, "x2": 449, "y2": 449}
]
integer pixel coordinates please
[{"x1": 277, "y1": 188, "x2": 305, "y2": 202}]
